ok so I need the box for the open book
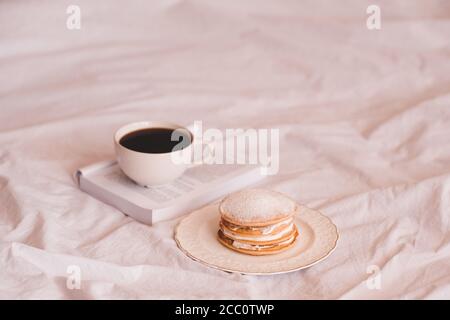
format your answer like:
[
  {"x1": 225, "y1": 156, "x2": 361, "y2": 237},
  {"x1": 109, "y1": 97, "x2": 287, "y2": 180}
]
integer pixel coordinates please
[{"x1": 75, "y1": 161, "x2": 265, "y2": 225}]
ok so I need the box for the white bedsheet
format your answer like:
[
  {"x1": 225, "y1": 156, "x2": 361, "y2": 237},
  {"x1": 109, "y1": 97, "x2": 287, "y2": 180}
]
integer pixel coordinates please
[{"x1": 0, "y1": 0, "x2": 449, "y2": 299}]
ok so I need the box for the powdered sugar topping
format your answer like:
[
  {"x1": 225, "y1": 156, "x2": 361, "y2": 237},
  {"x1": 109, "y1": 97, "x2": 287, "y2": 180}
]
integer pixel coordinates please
[{"x1": 220, "y1": 189, "x2": 297, "y2": 222}]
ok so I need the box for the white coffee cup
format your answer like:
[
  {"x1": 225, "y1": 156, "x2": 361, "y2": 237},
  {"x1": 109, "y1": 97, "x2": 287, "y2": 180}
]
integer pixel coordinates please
[{"x1": 114, "y1": 121, "x2": 198, "y2": 187}]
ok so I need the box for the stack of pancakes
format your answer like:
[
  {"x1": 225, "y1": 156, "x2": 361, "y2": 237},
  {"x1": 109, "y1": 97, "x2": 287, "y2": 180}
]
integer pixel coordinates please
[{"x1": 217, "y1": 189, "x2": 298, "y2": 255}]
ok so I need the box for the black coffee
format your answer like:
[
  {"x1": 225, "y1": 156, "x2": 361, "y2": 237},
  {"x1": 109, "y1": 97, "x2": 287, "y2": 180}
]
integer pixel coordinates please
[{"x1": 119, "y1": 127, "x2": 192, "y2": 154}]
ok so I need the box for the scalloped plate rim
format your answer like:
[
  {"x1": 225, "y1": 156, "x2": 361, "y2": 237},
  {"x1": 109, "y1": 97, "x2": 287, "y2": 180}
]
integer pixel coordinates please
[{"x1": 174, "y1": 204, "x2": 339, "y2": 275}]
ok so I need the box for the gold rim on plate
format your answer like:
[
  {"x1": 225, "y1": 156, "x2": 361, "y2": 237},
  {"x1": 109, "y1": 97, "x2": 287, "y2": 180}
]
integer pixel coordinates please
[{"x1": 175, "y1": 203, "x2": 339, "y2": 275}]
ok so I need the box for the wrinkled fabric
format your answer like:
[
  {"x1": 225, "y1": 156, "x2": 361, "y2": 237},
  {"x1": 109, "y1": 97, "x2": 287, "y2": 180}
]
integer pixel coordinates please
[{"x1": 0, "y1": 0, "x2": 449, "y2": 299}]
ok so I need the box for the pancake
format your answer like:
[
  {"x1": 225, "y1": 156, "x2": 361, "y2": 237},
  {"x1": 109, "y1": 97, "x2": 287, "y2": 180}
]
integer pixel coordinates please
[
  {"x1": 219, "y1": 188, "x2": 297, "y2": 226},
  {"x1": 218, "y1": 228, "x2": 298, "y2": 256},
  {"x1": 217, "y1": 188, "x2": 299, "y2": 255},
  {"x1": 220, "y1": 216, "x2": 294, "y2": 236},
  {"x1": 219, "y1": 223, "x2": 298, "y2": 245}
]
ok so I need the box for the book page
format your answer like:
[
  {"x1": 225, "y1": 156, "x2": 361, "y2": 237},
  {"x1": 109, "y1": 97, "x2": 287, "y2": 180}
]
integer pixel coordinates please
[{"x1": 87, "y1": 163, "x2": 254, "y2": 206}]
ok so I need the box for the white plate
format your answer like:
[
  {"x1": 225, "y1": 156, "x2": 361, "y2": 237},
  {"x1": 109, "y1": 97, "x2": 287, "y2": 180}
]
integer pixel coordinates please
[{"x1": 175, "y1": 204, "x2": 339, "y2": 275}]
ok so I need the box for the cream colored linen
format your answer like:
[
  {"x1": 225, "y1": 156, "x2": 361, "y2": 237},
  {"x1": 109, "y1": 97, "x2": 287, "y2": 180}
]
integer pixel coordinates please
[{"x1": 0, "y1": 0, "x2": 449, "y2": 299}]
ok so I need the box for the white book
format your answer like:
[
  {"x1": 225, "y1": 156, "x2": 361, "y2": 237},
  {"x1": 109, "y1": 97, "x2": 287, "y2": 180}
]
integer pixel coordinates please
[{"x1": 75, "y1": 161, "x2": 265, "y2": 225}]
